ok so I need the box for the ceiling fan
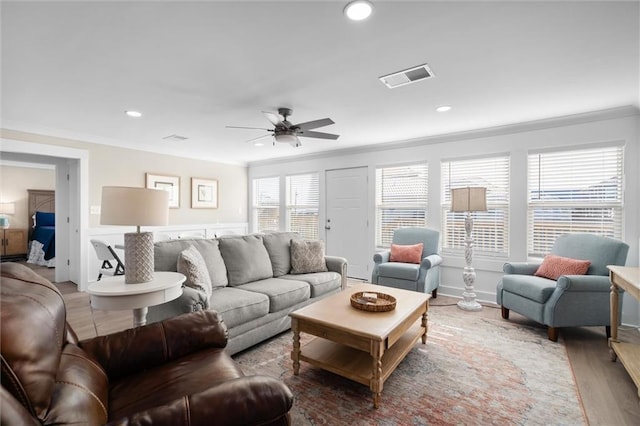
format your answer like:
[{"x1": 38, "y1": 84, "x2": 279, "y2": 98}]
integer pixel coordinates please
[{"x1": 226, "y1": 107, "x2": 339, "y2": 147}]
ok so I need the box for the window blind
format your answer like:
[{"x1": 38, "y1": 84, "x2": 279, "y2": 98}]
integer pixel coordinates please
[
  {"x1": 252, "y1": 177, "x2": 280, "y2": 233},
  {"x1": 286, "y1": 173, "x2": 319, "y2": 239},
  {"x1": 375, "y1": 163, "x2": 428, "y2": 247},
  {"x1": 527, "y1": 145, "x2": 624, "y2": 257},
  {"x1": 441, "y1": 155, "x2": 510, "y2": 257}
]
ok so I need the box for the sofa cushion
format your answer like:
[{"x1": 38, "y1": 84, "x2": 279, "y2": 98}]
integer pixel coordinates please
[
  {"x1": 208, "y1": 287, "x2": 270, "y2": 329},
  {"x1": 262, "y1": 232, "x2": 302, "y2": 277},
  {"x1": 290, "y1": 239, "x2": 328, "y2": 274},
  {"x1": 534, "y1": 254, "x2": 591, "y2": 281},
  {"x1": 219, "y1": 235, "x2": 274, "y2": 286},
  {"x1": 236, "y1": 278, "x2": 310, "y2": 313},
  {"x1": 154, "y1": 239, "x2": 228, "y2": 288},
  {"x1": 377, "y1": 262, "x2": 420, "y2": 281},
  {"x1": 280, "y1": 271, "x2": 341, "y2": 298},
  {"x1": 502, "y1": 274, "x2": 557, "y2": 303},
  {"x1": 177, "y1": 245, "x2": 212, "y2": 298}
]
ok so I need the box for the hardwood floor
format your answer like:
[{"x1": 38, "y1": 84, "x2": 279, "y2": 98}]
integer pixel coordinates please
[{"x1": 19, "y1": 263, "x2": 640, "y2": 425}]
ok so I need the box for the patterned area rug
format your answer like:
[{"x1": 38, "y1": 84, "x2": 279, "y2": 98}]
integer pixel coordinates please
[{"x1": 234, "y1": 305, "x2": 586, "y2": 425}]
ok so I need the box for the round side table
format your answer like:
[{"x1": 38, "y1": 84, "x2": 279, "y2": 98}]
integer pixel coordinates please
[{"x1": 88, "y1": 271, "x2": 185, "y2": 327}]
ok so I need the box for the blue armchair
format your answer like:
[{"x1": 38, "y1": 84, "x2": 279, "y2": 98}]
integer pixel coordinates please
[
  {"x1": 372, "y1": 227, "x2": 442, "y2": 298},
  {"x1": 497, "y1": 233, "x2": 629, "y2": 341}
]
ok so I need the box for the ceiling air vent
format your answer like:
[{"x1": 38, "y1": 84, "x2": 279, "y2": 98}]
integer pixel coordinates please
[
  {"x1": 162, "y1": 134, "x2": 188, "y2": 142},
  {"x1": 379, "y1": 63, "x2": 434, "y2": 89}
]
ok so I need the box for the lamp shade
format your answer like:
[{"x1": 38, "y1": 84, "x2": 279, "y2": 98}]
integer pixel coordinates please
[
  {"x1": 101, "y1": 186, "x2": 169, "y2": 226},
  {"x1": 451, "y1": 187, "x2": 487, "y2": 212},
  {"x1": 0, "y1": 202, "x2": 16, "y2": 215}
]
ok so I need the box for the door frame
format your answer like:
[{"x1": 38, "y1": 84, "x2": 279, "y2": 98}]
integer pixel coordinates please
[{"x1": 1, "y1": 138, "x2": 88, "y2": 289}]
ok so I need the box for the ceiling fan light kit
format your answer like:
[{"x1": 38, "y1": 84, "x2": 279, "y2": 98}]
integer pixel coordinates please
[{"x1": 344, "y1": 1, "x2": 374, "y2": 21}]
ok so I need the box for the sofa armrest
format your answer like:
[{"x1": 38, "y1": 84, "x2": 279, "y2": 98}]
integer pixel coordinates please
[
  {"x1": 557, "y1": 275, "x2": 618, "y2": 292},
  {"x1": 503, "y1": 262, "x2": 541, "y2": 275},
  {"x1": 373, "y1": 250, "x2": 390, "y2": 264},
  {"x1": 80, "y1": 310, "x2": 228, "y2": 381},
  {"x1": 147, "y1": 286, "x2": 209, "y2": 323},
  {"x1": 106, "y1": 375, "x2": 293, "y2": 426},
  {"x1": 325, "y1": 255, "x2": 348, "y2": 290},
  {"x1": 421, "y1": 254, "x2": 442, "y2": 270}
]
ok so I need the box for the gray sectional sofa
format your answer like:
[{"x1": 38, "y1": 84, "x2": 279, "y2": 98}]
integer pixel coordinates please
[{"x1": 147, "y1": 232, "x2": 348, "y2": 355}]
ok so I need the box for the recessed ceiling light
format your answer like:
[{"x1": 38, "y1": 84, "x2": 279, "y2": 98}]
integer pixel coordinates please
[
  {"x1": 125, "y1": 110, "x2": 142, "y2": 118},
  {"x1": 254, "y1": 142, "x2": 264, "y2": 147},
  {"x1": 436, "y1": 105, "x2": 452, "y2": 112},
  {"x1": 344, "y1": 1, "x2": 373, "y2": 21}
]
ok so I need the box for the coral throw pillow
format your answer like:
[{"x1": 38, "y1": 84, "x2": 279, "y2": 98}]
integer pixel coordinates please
[
  {"x1": 390, "y1": 243, "x2": 424, "y2": 264},
  {"x1": 534, "y1": 254, "x2": 591, "y2": 281}
]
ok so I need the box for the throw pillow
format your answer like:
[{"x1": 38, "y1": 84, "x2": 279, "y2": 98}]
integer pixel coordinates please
[
  {"x1": 218, "y1": 235, "x2": 274, "y2": 286},
  {"x1": 177, "y1": 245, "x2": 212, "y2": 298},
  {"x1": 262, "y1": 231, "x2": 303, "y2": 277},
  {"x1": 534, "y1": 254, "x2": 591, "y2": 281},
  {"x1": 390, "y1": 243, "x2": 424, "y2": 264},
  {"x1": 290, "y1": 239, "x2": 328, "y2": 274}
]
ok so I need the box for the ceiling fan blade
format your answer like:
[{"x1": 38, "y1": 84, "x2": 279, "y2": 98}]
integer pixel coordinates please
[
  {"x1": 245, "y1": 134, "x2": 271, "y2": 143},
  {"x1": 262, "y1": 111, "x2": 283, "y2": 127},
  {"x1": 226, "y1": 125, "x2": 272, "y2": 131},
  {"x1": 295, "y1": 118, "x2": 334, "y2": 131},
  {"x1": 299, "y1": 130, "x2": 340, "y2": 140}
]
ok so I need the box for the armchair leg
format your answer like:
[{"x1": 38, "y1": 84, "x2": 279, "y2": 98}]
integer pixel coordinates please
[
  {"x1": 606, "y1": 326, "x2": 611, "y2": 339},
  {"x1": 547, "y1": 327, "x2": 559, "y2": 342},
  {"x1": 431, "y1": 289, "x2": 437, "y2": 299},
  {"x1": 501, "y1": 306, "x2": 509, "y2": 320}
]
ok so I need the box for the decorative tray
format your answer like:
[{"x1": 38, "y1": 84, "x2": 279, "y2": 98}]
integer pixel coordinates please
[{"x1": 350, "y1": 291, "x2": 397, "y2": 312}]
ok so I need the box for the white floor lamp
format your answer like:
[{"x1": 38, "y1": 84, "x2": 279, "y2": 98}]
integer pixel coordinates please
[{"x1": 451, "y1": 187, "x2": 487, "y2": 311}]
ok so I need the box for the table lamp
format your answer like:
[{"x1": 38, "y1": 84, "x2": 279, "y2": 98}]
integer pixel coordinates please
[
  {"x1": 0, "y1": 202, "x2": 16, "y2": 229},
  {"x1": 100, "y1": 186, "x2": 169, "y2": 284},
  {"x1": 451, "y1": 187, "x2": 487, "y2": 311}
]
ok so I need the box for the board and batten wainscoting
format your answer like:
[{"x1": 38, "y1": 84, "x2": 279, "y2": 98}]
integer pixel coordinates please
[{"x1": 85, "y1": 223, "x2": 247, "y2": 290}]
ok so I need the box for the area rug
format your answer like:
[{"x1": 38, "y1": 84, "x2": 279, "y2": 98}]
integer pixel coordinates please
[{"x1": 234, "y1": 305, "x2": 587, "y2": 425}]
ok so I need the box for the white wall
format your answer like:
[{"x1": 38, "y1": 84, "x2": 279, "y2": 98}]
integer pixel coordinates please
[{"x1": 249, "y1": 108, "x2": 640, "y2": 325}]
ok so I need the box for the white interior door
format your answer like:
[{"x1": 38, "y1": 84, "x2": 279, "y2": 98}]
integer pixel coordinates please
[{"x1": 325, "y1": 167, "x2": 369, "y2": 280}]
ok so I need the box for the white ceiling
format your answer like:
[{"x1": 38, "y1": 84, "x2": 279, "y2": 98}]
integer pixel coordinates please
[{"x1": 2, "y1": 1, "x2": 639, "y2": 165}]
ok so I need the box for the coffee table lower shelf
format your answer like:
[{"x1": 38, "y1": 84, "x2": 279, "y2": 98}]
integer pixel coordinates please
[{"x1": 296, "y1": 322, "x2": 424, "y2": 400}]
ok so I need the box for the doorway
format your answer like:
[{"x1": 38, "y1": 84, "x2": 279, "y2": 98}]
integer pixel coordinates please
[
  {"x1": 1, "y1": 139, "x2": 88, "y2": 288},
  {"x1": 325, "y1": 167, "x2": 369, "y2": 280}
]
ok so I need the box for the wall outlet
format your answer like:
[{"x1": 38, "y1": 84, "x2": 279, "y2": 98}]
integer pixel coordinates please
[{"x1": 90, "y1": 205, "x2": 101, "y2": 215}]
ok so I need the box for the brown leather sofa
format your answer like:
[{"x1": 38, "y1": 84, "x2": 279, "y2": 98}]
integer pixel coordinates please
[{"x1": 1, "y1": 262, "x2": 293, "y2": 425}]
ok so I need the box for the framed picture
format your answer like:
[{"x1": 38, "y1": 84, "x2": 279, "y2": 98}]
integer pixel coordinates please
[
  {"x1": 145, "y1": 173, "x2": 180, "y2": 208},
  {"x1": 191, "y1": 177, "x2": 218, "y2": 209}
]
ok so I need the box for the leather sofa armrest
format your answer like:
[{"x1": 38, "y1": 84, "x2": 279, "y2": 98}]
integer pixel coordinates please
[
  {"x1": 105, "y1": 375, "x2": 293, "y2": 426},
  {"x1": 80, "y1": 310, "x2": 228, "y2": 381},
  {"x1": 503, "y1": 262, "x2": 541, "y2": 275},
  {"x1": 557, "y1": 275, "x2": 619, "y2": 292},
  {"x1": 1, "y1": 387, "x2": 40, "y2": 426},
  {"x1": 421, "y1": 254, "x2": 442, "y2": 269},
  {"x1": 373, "y1": 250, "x2": 390, "y2": 264},
  {"x1": 325, "y1": 255, "x2": 348, "y2": 290}
]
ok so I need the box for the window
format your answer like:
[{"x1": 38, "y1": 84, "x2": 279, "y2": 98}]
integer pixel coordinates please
[
  {"x1": 527, "y1": 145, "x2": 623, "y2": 258},
  {"x1": 441, "y1": 155, "x2": 510, "y2": 257},
  {"x1": 375, "y1": 163, "x2": 428, "y2": 247},
  {"x1": 286, "y1": 173, "x2": 319, "y2": 239},
  {"x1": 252, "y1": 177, "x2": 280, "y2": 233}
]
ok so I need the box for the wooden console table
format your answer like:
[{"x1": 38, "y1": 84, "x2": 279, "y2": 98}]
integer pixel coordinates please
[{"x1": 608, "y1": 265, "x2": 640, "y2": 397}]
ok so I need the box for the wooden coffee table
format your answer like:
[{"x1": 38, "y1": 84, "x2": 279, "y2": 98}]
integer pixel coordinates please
[{"x1": 290, "y1": 283, "x2": 430, "y2": 408}]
